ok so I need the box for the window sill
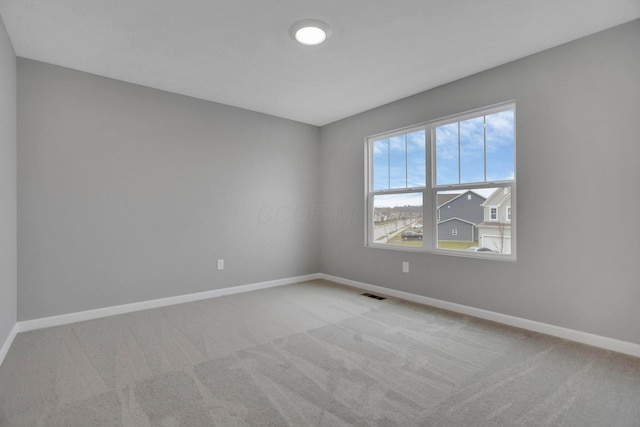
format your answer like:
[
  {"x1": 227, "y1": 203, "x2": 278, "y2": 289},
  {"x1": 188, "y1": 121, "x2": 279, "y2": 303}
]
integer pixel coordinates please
[{"x1": 366, "y1": 243, "x2": 516, "y2": 261}]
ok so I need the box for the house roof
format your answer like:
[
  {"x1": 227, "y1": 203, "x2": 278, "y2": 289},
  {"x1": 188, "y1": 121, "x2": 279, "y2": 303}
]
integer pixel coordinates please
[
  {"x1": 438, "y1": 217, "x2": 476, "y2": 226},
  {"x1": 437, "y1": 193, "x2": 459, "y2": 207},
  {"x1": 481, "y1": 188, "x2": 511, "y2": 207},
  {"x1": 437, "y1": 190, "x2": 486, "y2": 209}
]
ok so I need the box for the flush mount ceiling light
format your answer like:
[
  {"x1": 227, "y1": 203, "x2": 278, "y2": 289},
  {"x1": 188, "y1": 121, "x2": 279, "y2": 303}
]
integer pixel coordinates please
[{"x1": 289, "y1": 19, "x2": 331, "y2": 46}]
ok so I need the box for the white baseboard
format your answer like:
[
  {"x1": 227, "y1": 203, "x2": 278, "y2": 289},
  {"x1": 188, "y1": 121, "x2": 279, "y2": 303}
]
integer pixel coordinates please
[
  {"x1": 17, "y1": 273, "x2": 321, "y2": 333},
  {"x1": 0, "y1": 323, "x2": 19, "y2": 367},
  {"x1": 319, "y1": 273, "x2": 640, "y2": 359},
  {"x1": 7, "y1": 272, "x2": 640, "y2": 361}
]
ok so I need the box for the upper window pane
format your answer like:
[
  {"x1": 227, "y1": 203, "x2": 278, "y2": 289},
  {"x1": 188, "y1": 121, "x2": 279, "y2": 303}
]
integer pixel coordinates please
[
  {"x1": 435, "y1": 108, "x2": 515, "y2": 186},
  {"x1": 373, "y1": 130, "x2": 425, "y2": 190}
]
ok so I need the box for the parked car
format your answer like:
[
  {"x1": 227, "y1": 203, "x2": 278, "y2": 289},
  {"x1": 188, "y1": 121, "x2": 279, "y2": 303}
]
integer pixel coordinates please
[
  {"x1": 466, "y1": 246, "x2": 497, "y2": 253},
  {"x1": 412, "y1": 222, "x2": 423, "y2": 229},
  {"x1": 402, "y1": 231, "x2": 423, "y2": 240}
]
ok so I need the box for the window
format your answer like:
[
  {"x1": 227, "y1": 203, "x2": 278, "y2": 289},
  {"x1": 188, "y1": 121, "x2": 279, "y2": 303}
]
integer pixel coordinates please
[
  {"x1": 365, "y1": 102, "x2": 515, "y2": 258},
  {"x1": 489, "y1": 207, "x2": 498, "y2": 221}
]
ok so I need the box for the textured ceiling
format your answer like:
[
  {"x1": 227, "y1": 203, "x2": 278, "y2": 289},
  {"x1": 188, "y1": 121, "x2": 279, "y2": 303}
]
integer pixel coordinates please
[{"x1": 1, "y1": 0, "x2": 639, "y2": 126}]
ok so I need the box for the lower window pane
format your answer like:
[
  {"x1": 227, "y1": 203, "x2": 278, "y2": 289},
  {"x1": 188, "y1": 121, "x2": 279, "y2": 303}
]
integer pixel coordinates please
[
  {"x1": 373, "y1": 193, "x2": 423, "y2": 247},
  {"x1": 437, "y1": 187, "x2": 512, "y2": 254}
]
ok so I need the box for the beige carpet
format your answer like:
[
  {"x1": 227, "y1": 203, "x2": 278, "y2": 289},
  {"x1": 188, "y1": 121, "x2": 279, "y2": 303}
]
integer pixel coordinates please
[{"x1": 1, "y1": 280, "x2": 639, "y2": 426}]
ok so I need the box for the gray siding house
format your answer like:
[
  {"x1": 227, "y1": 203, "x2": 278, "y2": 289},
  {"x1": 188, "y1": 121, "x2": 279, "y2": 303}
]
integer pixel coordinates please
[
  {"x1": 437, "y1": 191, "x2": 486, "y2": 241},
  {"x1": 438, "y1": 217, "x2": 476, "y2": 241}
]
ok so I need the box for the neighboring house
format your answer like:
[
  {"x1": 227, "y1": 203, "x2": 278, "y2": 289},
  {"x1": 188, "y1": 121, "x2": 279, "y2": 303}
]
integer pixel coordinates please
[
  {"x1": 374, "y1": 210, "x2": 390, "y2": 223},
  {"x1": 437, "y1": 190, "x2": 486, "y2": 241},
  {"x1": 437, "y1": 193, "x2": 458, "y2": 209},
  {"x1": 438, "y1": 217, "x2": 476, "y2": 241},
  {"x1": 477, "y1": 187, "x2": 512, "y2": 253},
  {"x1": 374, "y1": 205, "x2": 421, "y2": 224}
]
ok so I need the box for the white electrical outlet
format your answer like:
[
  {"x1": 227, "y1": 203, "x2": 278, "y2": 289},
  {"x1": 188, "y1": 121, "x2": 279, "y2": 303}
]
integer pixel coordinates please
[
  {"x1": 402, "y1": 261, "x2": 409, "y2": 273},
  {"x1": 217, "y1": 259, "x2": 224, "y2": 270}
]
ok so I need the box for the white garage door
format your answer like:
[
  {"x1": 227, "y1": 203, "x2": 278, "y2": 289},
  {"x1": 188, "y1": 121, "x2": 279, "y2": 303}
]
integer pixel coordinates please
[{"x1": 481, "y1": 234, "x2": 512, "y2": 254}]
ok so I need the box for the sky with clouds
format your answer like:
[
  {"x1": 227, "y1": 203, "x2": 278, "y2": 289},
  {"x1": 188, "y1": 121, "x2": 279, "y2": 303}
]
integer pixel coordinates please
[{"x1": 436, "y1": 109, "x2": 514, "y2": 185}]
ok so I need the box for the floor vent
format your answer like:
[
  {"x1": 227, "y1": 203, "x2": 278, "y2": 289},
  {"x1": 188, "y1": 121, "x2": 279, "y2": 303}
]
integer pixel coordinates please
[{"x1": 361, "y1": 292, "x2": 386, "y2": 300}]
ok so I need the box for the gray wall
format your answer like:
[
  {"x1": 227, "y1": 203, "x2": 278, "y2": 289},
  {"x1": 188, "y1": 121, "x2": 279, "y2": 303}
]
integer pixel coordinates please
[
  {"x1": 320, "y1": 20, "x2": 640, "y2": 345},
  {"x1": 0, "y1": 15, "x2": 16, "y2": 347},
  {"x1": 18, "y1": 59, "x2": 321, "y2": 320}
]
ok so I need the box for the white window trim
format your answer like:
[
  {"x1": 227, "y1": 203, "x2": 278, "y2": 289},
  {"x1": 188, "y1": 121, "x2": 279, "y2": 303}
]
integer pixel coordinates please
[
  {"x1": 364, "y1": 101, "x2": 516, "y2": 261},
  {"x1": 506, "y1": 206, "x2": 512, "y2": 222}
]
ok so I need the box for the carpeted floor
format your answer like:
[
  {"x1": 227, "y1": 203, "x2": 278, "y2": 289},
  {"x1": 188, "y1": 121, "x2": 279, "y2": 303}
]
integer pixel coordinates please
[{"x1": 1, "y1": 279, "x2": 639, "y2": 426}]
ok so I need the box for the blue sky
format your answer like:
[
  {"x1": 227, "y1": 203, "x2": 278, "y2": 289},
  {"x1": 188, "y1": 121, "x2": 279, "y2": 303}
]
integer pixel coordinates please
[
  {"x1": 373, "y1": 130, "x2": 425, "y2": 191},
  {"x1": 436, "y1": 109, "x2": 514, "y2": 185}
]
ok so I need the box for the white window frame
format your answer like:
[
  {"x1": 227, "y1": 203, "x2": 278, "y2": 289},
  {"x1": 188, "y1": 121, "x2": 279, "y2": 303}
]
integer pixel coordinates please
[
  {"x1": 365, "y1": 101, "x2": 516, "y2": 260},
  {"x1": 506, "y1": 206, "x2": 512, "y2": 222}
]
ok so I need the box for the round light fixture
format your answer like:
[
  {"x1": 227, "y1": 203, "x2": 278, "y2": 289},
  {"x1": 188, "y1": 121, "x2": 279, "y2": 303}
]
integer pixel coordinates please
[{"x1": 290, "y1": 19, "x2": 331, "y2": 46}]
